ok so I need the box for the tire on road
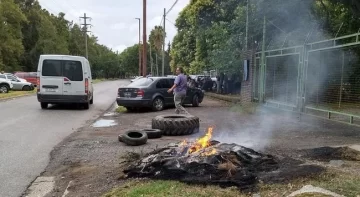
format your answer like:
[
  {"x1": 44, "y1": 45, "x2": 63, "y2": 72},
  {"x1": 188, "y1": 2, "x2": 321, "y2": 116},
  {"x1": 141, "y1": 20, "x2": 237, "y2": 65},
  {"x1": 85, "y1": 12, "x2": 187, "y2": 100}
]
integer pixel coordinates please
[
  {"x1": 118, "y1": 134, "x2": 124, "y2": 142},
  {"x1": 121, "y1": 130, "x2": 148, "y2": 146},
  {"x1": 151, "y1": 114, "x2": 200, "y2": 136},
  {"x1": 140, "y1": 129, "x2": 163, "y2": 139},
  {"x1": 192, "y1": 94, "x2": 200, "y2": 107}
]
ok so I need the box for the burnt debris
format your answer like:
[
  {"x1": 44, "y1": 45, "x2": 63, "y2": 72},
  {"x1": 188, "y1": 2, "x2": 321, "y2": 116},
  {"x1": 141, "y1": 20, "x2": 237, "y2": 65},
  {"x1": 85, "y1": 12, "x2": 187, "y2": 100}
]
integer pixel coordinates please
[{"x1": 123, "y1": 141, "x2": 279, "y2": 190}]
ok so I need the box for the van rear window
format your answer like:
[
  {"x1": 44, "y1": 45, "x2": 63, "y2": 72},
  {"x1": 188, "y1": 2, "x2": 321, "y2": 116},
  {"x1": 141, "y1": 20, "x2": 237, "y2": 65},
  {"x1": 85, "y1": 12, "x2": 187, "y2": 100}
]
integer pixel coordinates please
[{"x1": 42, "y1": 60, "x2": 83, "y2": 81}]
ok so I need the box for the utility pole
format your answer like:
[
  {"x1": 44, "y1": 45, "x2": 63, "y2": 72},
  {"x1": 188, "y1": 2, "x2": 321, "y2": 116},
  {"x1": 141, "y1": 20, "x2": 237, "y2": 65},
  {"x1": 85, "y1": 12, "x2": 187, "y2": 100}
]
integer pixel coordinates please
[
  {"x1": 162, "y1": 8, "x2": 166, "y2": 76},
  {"x1": 245, "y1": 0, "x2": 249, "y2": 50},
  {"x1": 150, "y1": 43, "x2": 153, "y2": 75},
  {"x1": 156, "y1": 53, "x2": 158, "y2": 76},
  {"x1": 135, "y1": 18, "x2": 141, "y2": 76},
  {"x1": 142, "y1": 0, "x2": 147, "y2": 77},
  {"x1": 80, "y1": 13, "x2": 91, "y2": 59}
]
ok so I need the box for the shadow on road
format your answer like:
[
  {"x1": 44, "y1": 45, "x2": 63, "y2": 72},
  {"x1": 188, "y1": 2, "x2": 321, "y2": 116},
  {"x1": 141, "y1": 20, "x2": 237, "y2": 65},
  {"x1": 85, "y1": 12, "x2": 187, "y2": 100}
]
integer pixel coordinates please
[{"x1": 45, "y1": 104, "x2": 90, "y2": 111}]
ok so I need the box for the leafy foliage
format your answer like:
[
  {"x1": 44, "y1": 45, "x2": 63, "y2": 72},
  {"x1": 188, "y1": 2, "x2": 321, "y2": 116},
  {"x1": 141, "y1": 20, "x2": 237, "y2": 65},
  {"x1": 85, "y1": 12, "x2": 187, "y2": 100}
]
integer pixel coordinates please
[
  {"x1": 170, "y1": 0, "x2": 360, "y2": 74},
  {"x1": 0, "y1": 0, "x2": 122, "y2": 78}
]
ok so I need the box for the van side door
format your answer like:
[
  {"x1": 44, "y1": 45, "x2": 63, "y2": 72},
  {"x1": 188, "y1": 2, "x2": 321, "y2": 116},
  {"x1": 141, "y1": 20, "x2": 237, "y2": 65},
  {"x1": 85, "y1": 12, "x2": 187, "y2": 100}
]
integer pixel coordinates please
[{"x1": 62, "y1": 57, "x2": 85, "y2": 96}]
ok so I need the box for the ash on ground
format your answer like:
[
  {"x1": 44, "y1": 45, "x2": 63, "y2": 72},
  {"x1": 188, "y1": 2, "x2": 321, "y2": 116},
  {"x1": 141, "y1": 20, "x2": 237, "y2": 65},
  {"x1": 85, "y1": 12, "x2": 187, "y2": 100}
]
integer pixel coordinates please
[{"x1": 123, "y1": 141, "x2": 279, "y2": 190}]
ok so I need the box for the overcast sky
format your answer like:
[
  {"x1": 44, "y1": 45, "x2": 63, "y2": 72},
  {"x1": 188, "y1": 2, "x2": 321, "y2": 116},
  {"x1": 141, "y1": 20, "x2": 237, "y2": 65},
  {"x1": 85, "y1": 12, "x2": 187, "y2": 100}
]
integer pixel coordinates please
[{"x1": 37, "y1": 0, "x2": 189, "y2": 53}]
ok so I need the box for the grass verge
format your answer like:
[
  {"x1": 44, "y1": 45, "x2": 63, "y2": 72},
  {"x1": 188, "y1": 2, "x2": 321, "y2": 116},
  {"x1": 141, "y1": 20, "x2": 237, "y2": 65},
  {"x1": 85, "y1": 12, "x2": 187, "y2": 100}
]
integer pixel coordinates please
[
  {"x1": 93, "y1": 78, "x2": 106, "y2": 84},
  {"x1": 103, "y1": 169, "x2": 360, "y2": 197},
  {"x1": 103, "y1": 180, "x2": 242, "y2": 197},
  {"x1": 0, "y1": 89, "x2": 37, "y2": 100}
]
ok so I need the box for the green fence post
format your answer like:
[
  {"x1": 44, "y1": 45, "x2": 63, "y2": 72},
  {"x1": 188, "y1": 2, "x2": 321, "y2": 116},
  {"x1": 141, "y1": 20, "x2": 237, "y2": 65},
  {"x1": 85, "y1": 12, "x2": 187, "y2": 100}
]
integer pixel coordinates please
[{"x1": 260, "y1": 16, "x2": 266, "y2": 102}]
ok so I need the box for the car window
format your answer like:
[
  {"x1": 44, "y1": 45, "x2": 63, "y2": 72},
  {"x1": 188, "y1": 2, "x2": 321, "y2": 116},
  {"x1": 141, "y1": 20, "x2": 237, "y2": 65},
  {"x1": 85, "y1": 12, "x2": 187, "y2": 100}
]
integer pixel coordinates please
[
  {"x1": 63, "y1": 61, "x2": 83, "y2": 81},
  {"x1": 129, "y1": 77, "x2": 153, "y2": 87},
  {"x1": 42, "y1": 60, "x2": 62, "y2": 76},
  {"x1": 162, "y1": 79, "x2": 172, "y2": 89},
  {"x1": 0, "y1": 75, "x2": 5, "y2": 79},
  {"x1": 6, "y1": 75, "x2": 17, "y2": 81},
  {"x1": 156, "y1": 79, "x2": 170, "y2": 88}
]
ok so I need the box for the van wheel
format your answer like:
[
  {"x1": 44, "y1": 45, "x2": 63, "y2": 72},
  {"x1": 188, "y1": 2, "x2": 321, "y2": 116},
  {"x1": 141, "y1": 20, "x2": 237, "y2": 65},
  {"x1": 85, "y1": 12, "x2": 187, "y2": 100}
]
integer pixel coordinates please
[
  {"x1": 83, "y1": 102, "x2": 90, "y2": 110},
  {"x1": 90, "y1": 95, "x2": 93, "y2": 104},
  {"x1": 40, "y1": 102, "x2": 48, "y2": 109}
]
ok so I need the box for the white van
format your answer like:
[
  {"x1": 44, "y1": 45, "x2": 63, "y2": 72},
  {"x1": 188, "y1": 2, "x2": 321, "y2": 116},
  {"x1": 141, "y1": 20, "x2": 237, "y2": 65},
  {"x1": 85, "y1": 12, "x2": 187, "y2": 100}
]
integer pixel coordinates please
[{"x1": 36, "y1": 55, "x2": 94, "y2": 109}]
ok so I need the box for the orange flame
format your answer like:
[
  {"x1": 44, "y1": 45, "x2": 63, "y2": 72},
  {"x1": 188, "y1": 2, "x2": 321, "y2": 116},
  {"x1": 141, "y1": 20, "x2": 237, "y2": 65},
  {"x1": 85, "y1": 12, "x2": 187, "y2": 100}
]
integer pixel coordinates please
[{"x1": 189, "y1": 127, "x2": 214, "y2": 154}]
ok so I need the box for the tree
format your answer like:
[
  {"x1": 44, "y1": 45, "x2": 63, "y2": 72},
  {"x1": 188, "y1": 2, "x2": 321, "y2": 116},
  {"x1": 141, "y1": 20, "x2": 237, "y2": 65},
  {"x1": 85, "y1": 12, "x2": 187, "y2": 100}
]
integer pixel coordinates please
[
  {"x1": 0, "y1": 0, "x2": 27, "y2": 71},
  {"x1": 170, "y1": 0, "x2": 360, "y2": 74}
]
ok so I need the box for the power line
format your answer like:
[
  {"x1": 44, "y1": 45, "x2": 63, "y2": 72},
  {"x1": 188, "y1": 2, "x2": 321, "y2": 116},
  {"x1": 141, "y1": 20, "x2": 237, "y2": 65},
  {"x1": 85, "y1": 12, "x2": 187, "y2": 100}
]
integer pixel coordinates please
[
  {"x1": 166, "y1": 0, "x2": 179, "y2": 15},
  {"x1": 165, "y1": 18, "x2": 175, "y2": 26}
]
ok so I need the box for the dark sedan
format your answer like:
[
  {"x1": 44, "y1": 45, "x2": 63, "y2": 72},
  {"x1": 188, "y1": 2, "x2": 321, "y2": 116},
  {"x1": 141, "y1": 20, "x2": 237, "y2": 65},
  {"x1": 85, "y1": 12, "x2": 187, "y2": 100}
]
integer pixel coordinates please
[{"x1": 116, "y1": 77, "x2": 204, "y2": 111}]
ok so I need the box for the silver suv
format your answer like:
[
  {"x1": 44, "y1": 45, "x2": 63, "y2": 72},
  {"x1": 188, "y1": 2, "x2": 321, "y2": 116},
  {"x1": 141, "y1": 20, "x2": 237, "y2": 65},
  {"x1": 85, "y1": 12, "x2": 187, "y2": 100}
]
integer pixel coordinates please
[{"x1": 0, "y1": 76, "x2": 13, "y2": 93}]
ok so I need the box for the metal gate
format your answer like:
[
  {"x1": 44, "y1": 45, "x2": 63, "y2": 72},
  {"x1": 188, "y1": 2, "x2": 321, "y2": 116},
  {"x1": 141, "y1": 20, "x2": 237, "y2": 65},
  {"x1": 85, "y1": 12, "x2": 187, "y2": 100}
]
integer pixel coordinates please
[{"x1": 253, "y1": 32, "x2": 360, "y2": 126}]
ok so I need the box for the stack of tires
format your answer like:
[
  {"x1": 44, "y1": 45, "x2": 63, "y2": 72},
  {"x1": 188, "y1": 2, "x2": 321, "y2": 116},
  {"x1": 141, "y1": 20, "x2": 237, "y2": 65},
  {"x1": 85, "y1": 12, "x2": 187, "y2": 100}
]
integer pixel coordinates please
[{"x1": 118, "y1": 114, "x2": 200, "y2": 146}]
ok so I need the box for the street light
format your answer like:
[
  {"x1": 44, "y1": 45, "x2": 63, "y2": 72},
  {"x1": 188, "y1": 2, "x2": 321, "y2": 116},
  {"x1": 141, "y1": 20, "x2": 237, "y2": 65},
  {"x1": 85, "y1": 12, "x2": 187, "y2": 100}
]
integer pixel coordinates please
[
  {"x1": 142, "y1": 0, "x2": 147, "y2": 77},
  {"x1": 135, "y1": 18, "x2": 141, "y2": 76}
]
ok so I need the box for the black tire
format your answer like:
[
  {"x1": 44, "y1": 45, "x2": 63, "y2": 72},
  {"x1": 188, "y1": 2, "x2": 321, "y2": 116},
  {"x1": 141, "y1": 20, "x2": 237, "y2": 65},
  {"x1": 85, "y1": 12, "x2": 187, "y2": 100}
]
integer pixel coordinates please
[
  {"x1": 22, "y1": 85, "x2": 31, "y2": 91},
  {"x1": 40, "y1": 102, "x2": 48, "y2": 109},
  {"x1": 0, "y1": 84, "x2": 9, "y2": 93},
  {"x1": 152, "y1": 114, "x2": 200, "y2": 136},
  {"x1": 140, "y1": 129, "x2": 163, "y2": 139},
  {"x1": 152, "y1": 97, "x2": 164, "y2": 111},
  {"x1": 122, "y1": 130, "x2": 148, "y2": 146},
  {"x1": 90, "y1": 95, "x2": 93, "y2": 104},
  {"x1": 83, "y1": 101, "x2": 90, "y2": 109},
  {"x1": 118, "y1": 134, "x2": 124, "y2": 142},
  {"x1": 192, "y1": 94, "x2": 199, "y2": 107}
]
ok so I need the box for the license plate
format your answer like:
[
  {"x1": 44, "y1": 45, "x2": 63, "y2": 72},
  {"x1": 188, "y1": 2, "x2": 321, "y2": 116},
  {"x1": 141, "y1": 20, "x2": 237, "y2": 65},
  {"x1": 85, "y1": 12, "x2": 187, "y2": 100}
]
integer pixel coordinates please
[
  {"x1": 124, "y1": 92, "x2": 131, "y2": 97},
  {"x1": 45, "y1": 88, "x2": 56, "y2": 92}
]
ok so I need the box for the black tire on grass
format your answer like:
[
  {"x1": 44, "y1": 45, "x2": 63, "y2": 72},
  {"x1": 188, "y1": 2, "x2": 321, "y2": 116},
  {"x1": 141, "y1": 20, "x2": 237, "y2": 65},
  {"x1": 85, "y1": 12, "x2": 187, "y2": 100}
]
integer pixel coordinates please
[
  {"x1": 151, "y1": 115, "x2": 200, "y2": 136},
  {"x1": 122, "y1": 130, "x2": 148, "y2": 146}
]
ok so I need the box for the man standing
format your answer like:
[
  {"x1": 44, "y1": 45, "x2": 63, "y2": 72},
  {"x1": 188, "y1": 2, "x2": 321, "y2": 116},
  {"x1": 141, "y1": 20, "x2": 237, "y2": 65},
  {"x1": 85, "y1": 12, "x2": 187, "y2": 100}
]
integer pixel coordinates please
[{"x1": 168, "y1": 67, "x2": 188, "y2": 114}]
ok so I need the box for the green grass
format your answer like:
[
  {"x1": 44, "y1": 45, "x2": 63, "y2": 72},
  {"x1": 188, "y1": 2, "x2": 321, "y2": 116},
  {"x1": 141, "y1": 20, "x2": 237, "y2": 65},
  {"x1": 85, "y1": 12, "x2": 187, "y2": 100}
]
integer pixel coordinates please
[
  {"x1": 103, "y1": 169, "x2": 360, "y2": 197},
  {"x1": 103, "y1": 180, "x2": 243, "y2": 197},
  {"x1": 93, "y1": 78, "x2": 106, "y2": 84},
  {"x1": 115, "y1": 106, "x2": 127, "y2": 113},
  {"x1": 0, "y1": 88, "x2": 36, "y2": 100}
]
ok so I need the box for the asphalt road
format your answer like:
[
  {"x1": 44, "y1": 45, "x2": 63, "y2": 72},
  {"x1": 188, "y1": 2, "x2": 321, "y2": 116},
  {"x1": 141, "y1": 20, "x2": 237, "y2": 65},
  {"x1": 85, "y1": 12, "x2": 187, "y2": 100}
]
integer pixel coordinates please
[{"x1": 0, "y1": 80, "x2": 128, "y2": 197}]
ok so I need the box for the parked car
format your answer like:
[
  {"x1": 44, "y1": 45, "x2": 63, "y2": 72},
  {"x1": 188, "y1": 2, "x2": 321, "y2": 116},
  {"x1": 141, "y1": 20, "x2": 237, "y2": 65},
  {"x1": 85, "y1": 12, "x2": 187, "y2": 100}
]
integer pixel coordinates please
[
  {"x1": 0, "y1": 77, "x2": 13, "y2": 93},
  {"x1": 116, "y1": 77, "x2": 204, "y2": 111},
  {"x1": 36, "y1": 55, "x2": 94, "y2": 109},
  {"x1": 4, "y1": 73, "x2": 27, "y2": 82},
  {"x1": 14, "y1": 72, "x2": 37, "y2": 86},
  {"x1": 0, "y1": 74, "x2": 34, "y2": 91}
]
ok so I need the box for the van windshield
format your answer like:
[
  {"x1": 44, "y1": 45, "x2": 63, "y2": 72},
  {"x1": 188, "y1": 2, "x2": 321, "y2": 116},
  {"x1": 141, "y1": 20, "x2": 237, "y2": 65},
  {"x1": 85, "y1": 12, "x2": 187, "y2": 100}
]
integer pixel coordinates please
[{"x1": 42, "y1": 60, "x2": 83, "y2": 81}]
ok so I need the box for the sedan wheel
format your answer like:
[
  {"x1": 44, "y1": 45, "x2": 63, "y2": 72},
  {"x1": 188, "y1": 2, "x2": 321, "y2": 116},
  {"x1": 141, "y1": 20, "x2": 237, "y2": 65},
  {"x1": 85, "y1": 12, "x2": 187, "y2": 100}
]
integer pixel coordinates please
[{"x1": 152, "y1": 97, "x2": 164, "y2": 111}]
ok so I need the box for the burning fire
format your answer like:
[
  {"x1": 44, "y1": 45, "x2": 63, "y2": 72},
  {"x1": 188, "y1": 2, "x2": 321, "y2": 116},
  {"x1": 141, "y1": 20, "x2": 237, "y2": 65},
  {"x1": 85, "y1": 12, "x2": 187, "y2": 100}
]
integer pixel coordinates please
[{"x1": 180, "y1": 127, "x2": 216, "y2": 156}]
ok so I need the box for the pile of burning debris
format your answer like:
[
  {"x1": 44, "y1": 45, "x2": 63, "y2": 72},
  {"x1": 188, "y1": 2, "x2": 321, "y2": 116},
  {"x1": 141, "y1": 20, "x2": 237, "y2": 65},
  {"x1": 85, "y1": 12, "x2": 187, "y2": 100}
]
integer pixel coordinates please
[{"x1": 123, "y1": 128, "x2": 279, "y2": 190}]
